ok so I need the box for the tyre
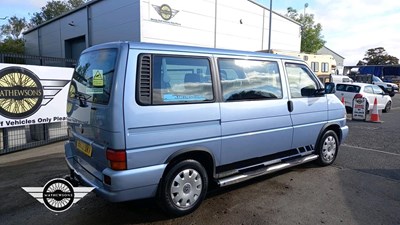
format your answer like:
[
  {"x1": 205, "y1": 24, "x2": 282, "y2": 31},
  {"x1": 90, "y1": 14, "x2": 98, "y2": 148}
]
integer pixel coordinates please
[
  {"x1": 316, "y1": 130, "x2": 339, "y2": 166},
  {"x1": 383, "y1": 101, "x2": 391, "y2": 113},
  {"x1": 159, "y1": 160, "x2": 208, "y2": 216}
]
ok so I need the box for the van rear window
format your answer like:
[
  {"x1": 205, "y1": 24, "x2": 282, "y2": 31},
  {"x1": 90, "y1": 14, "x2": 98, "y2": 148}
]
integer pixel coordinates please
[{"x1": 71, "y1": 49, "x2": 117, "y2": 104}]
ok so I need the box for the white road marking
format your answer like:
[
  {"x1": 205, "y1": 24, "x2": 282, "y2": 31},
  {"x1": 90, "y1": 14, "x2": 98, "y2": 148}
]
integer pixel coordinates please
[{"x1": 342, "y1": 144, "x2": 400, "y2": 157}]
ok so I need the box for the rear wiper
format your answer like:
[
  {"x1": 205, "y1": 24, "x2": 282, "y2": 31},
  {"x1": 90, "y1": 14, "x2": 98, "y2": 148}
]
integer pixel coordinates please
[{"x1": 75, "y1": 91, "x2": 91, "y2": 107}]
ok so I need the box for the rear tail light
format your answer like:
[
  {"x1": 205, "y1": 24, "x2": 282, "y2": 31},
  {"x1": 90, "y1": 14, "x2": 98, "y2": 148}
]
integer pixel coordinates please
[
  {"x1": 354, "y1": 94, "x2": 363, "y2": 99},
  {"x1": 106, "y1": 149, "x2": 127, "y2": 170}
]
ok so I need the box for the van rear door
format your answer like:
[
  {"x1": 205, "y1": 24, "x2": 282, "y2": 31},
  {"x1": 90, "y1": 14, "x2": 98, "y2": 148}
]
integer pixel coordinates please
[{"x1": 67, "y1": 45, "x2": 126, "y2": 179}]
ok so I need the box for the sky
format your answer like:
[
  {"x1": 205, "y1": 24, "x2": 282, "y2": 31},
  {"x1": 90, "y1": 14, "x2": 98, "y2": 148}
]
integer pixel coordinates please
[{"x1": 1, "y1": 0, "x2": 400, "y2": 66}]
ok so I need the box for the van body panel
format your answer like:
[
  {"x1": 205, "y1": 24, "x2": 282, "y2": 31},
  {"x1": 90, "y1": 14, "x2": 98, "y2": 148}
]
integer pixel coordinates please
[
  {"x1": 123, "y1": 50, "x2": 221, "y2": 168},
  {"x1": 290, "y1": 97, "x2": 328, "y2": 148},
  {"x1": 65, "y1": 142, "x2": 164, "y2": 202},
  {"x1": 220, "y1": 100, "x2": 293, "y2": 165},
  {"x1": 282, "y1": 61, "x2": 329, "y2": 149},
  {"x1": 67, "y1": 43, "x2": 129, "y2": 179},
  {"x1": 327, "y1": 94, "x2": 347, "y2": 122},
  {"x1": 65, "y1": 42, "x2": 349, "y2": 204}
]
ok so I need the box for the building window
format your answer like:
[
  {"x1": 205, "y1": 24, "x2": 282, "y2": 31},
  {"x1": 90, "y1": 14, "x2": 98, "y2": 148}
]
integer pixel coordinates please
[
  {"x1": 321, "y1": 62, "x2": 329, "y2": 72},
  {"x1": 311, "y1": 62, "x2": 319, "y2": 72}
]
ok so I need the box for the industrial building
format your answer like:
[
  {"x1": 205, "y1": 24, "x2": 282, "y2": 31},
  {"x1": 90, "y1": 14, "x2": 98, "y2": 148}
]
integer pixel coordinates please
[{"x1": 23, "y1": 0, "x2": 302, "y2": 59}]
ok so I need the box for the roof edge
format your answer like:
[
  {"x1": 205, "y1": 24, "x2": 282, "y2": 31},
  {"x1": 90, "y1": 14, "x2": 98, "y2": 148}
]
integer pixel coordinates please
[
  {"x1": 23, "y1": 0, "x2": 102, "y2": 35},
  {"x1": 322, "y1": 45, "x2": 345, "y2": 59},
  {"x1": 247, "y1": 0, "x2": 302, "y2": 26}
]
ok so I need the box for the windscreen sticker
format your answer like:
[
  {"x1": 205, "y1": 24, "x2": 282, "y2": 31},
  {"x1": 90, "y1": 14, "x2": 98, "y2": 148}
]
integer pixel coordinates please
[
  {"x1": 86, "y1": 88, "x2": 103, "y2": 94},
  {"x1": 163, "y1": 94, "x2": 206, "y2": 102},
  {"x1": 92, "y1": 70, "x2": 104, "y2": 87}
]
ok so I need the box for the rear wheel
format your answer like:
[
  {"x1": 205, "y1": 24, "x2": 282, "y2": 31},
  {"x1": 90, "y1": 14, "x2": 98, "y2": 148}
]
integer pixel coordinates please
[
  {"x1": 383, "y1": 101, "x2": 391, "y2": 113},
  {"x1": 316, "y1": 130, "x2": 339, "y2": 166},
  {"x1": 159, "y1": 160, "x2": 208, "y2": 216}
]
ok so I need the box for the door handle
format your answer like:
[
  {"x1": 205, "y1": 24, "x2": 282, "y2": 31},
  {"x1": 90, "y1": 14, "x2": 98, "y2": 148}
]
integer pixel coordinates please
[{"x1": 287, "y1": 100, "x2": 293, "y2": 112}]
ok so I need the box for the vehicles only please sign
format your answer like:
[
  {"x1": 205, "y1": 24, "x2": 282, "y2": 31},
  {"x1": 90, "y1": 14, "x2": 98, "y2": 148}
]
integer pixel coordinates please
[
  {"x1": 352, "y1": 97, "x2": 367, "y2": 120},
  {"x1": 0, "y1": 63, "x2": 73, "y2": 128}
]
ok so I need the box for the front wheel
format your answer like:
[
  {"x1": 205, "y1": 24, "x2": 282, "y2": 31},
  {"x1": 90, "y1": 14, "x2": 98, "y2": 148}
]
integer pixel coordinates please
[
  {"x1": 159, "y1": 160, "x2": 208, "y2": 216},
  {"x1": 316, "y1": 130, "x2": 339, "y2": 166},
  {"x1": 383, "y1": 101, "x2": 391, "y2": 113}
]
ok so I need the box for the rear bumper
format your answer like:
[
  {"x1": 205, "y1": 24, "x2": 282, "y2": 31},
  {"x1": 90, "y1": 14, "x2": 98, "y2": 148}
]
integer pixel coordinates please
[{"x1": 64, "y1": 141, "x2": 167, "y2": 202}]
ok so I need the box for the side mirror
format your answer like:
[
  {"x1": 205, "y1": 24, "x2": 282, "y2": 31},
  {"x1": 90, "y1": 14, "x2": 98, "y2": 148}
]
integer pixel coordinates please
[
  {"x1": 324, "y1": 82, "x2": 336, "y2": 94},
  {"x1": 301, "y1": 86, "x2": 322, "y2": 97}
]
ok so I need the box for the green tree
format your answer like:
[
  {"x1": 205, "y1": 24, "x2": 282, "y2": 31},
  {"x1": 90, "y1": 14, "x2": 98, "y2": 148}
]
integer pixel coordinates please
[
  {"x1": 0, "y1": 38, "x2": 25, "y2": 54},
  {"x1": 0, "y1": 16, "x2": 27, "y2": 54},
  {"x1": 1, "y1": 16, "x2": 27, "y2": 40},
  {"x1": 286, "y1": 7, "x2": 326, "y2": 54},
  {"x1": 359, "y1": 47, "x2": 399, "y2": 65},
  {"x1": 29, "y1": 0, "x2": 89, "y2": 27}
]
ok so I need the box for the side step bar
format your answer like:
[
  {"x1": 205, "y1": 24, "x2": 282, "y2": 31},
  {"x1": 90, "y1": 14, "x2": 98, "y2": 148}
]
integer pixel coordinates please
[{"x1": 217, "y1": 154, "x2": 318, "y2": 187}]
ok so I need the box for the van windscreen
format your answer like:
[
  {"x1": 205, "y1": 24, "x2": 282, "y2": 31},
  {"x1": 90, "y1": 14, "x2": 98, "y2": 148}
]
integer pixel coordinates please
[{"x1": 71, "y1": 49, "x2": 117, "y2": 104}]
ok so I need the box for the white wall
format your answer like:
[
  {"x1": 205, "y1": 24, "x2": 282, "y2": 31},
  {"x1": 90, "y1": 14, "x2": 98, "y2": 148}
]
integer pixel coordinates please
[
  {"x1": 141, "y1": 0, "x2": 216, "y2": 47},
  {"x1": 140, "y1": 0, "x2": 301, "y2": 52}
]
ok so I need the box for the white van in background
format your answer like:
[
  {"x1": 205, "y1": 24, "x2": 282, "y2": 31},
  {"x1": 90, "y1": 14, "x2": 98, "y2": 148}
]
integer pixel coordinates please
[{"x1": 331, "y1": 75, "x2": 353, "y2": 83}]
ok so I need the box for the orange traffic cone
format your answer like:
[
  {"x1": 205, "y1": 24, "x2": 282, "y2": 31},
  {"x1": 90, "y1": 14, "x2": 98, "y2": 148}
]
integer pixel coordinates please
[
  {"x1": 341, "y1": 96, "x2": 345, "y2": 105},
  {"x1": 370, "y1": 97, "x2": 381, "y2": 123}
]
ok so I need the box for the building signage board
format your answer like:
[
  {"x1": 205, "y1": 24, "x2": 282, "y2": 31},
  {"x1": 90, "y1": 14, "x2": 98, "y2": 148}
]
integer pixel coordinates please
[
  {"x1": 352, "y1": 97, "x2": 367, "y2": 120},
  {"x1": 150, "y1": 0, "x2": 182, "y2": 26},
  {"x1": 0, "y1": 63, "x2": 73, "y2": 128}
]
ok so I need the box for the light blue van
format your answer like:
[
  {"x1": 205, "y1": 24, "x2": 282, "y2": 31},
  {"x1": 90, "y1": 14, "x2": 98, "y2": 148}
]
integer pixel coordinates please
[{"x1": 64, "y1": 42, "x2": 348, "y2": 216}]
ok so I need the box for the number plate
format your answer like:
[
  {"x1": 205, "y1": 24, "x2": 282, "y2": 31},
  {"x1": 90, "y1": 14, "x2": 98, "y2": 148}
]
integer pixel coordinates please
[{"x1": 76, "y1": 140, "x2": 92, "y2": 157}]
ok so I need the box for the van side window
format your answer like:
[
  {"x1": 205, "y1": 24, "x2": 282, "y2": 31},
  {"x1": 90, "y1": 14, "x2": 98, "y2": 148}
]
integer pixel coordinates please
[
  {"x1": 218, "y1": 59, "x2": 282, "y2": 101},
  {"x1": 285, "y1": 63, "x2": 318, "y2": 98},
  {"x1": 151, "y1": 56, "x2": 214, "y2": 104}
]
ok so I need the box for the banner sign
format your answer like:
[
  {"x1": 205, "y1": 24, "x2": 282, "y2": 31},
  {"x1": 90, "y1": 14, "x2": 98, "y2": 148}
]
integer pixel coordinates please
[
  {"x1": 352, "y1": 97, "x2": 367, "y2": 120},
  {"x1": 0, "y1": 63, "x2": 73, "y2": 128}
]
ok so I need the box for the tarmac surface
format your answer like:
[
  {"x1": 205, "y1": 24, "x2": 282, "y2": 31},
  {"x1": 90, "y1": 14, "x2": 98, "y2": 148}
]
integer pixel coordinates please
[{"x1": 0, "y1": 95, "x2": 399, "y2": 225}]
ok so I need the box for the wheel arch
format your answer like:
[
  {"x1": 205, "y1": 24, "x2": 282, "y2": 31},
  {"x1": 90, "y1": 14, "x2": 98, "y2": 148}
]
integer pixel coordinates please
[
  {"x1": 315, "y1": 123, "x2": 342, "y2": 148},
  {"x1": 164, "y1": 147, "x2": 217, "y2": 180}
]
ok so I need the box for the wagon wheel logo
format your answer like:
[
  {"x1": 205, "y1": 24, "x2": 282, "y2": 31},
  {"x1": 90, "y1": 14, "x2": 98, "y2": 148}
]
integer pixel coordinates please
[
  {"x1": 152, "y1": 4, "x2": 179, "y2": 21},
  {"x1": 0, "y1": 67, "x2": 43, "y2": 118},
  {"x1": 160, "y1": 4, "x2": 172, "y2": 20},
  {"x1": 42, "y1": 179, "x2": 75, "y2": 212}
]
